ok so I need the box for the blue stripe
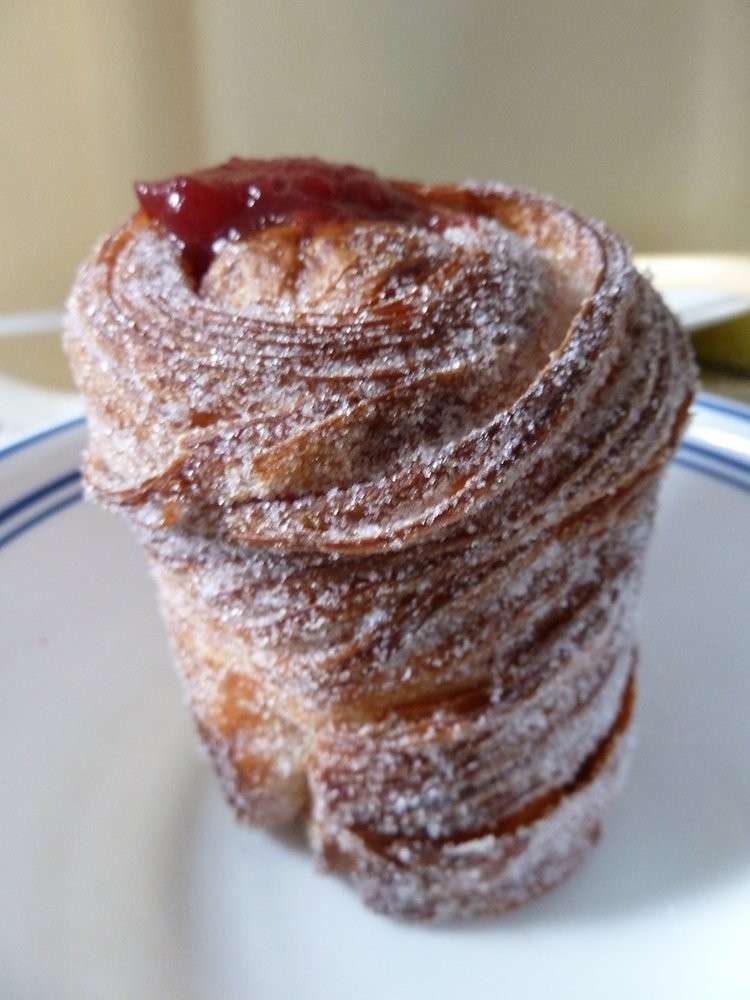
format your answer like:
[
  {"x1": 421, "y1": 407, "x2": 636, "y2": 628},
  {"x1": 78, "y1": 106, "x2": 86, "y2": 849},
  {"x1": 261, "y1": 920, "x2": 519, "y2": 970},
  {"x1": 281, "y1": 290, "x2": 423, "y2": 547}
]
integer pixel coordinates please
[
  {"x1": 681, "y1": 440, "x2": 750, "y2": 478},
  {"x1": 0, "y1": 489, "x2": 84, "y2": 552},
  {"x1": 673, "y1": 456, "x2": 750, "y2": 496},
  {"x1": 0, "y1": 395, "x2": 745, "y2": 465},
  {"x1": 0, "y1": 395, "x2": 749, "y2": 552},
  {"x1": 0, "y1": 395, "x2": 745, "y2": 464},
  {"x1": 696, "y1": 395, "x2": 750, "y2": 423},
  {"x1": 0, "y1": 470, "x2": 82, "y2": 528},
  {"x1": 0, "y1": 415, "x2": 85, "y2": 462},
  {"x1": 0, "y1": 453, "x2": 748, "y2": 554}
]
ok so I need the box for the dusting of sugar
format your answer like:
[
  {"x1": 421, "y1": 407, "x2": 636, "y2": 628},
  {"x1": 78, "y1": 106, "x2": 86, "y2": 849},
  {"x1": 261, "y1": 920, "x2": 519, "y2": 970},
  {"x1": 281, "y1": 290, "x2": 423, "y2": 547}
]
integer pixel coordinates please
[{"x1": 63, "y1": 177, "x2": 696, "y2": 920}]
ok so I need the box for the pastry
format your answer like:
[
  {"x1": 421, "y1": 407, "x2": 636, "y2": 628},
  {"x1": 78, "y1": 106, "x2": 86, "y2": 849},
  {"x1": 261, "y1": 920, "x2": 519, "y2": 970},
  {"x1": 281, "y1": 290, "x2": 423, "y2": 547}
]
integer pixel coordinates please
[{"x1": 64, "y1": 157, "x2": 695, "y2": 920}]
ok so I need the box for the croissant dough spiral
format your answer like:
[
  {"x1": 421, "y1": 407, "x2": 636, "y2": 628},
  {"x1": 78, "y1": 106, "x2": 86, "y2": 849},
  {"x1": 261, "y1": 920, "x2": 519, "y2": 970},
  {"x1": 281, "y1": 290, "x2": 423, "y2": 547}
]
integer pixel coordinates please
[{"x1": 64, "y1": 178, "x2": 695, "y2": 920}]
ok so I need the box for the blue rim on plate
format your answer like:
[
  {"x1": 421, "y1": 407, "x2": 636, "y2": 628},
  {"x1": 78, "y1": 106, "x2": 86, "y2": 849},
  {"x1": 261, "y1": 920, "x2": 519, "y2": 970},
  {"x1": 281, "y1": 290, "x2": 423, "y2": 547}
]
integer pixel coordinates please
[{"x1": 1, "y1": 395, "x2": 749, "y2": 552}]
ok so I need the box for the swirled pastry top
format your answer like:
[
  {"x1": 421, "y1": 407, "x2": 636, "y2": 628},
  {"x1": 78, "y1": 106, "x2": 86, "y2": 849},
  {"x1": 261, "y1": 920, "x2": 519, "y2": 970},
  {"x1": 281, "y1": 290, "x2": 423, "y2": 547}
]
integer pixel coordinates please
[{"x1": 64, "y1": 157, "x2": 695, "y2": 554}]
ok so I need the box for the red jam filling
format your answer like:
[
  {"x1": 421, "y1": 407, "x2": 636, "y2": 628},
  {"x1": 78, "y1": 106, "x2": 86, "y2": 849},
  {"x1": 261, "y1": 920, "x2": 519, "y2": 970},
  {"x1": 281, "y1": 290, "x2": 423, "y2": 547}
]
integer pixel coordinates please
[{"x1": 135, "y1": 156, "x2": 428, "y2": 278}]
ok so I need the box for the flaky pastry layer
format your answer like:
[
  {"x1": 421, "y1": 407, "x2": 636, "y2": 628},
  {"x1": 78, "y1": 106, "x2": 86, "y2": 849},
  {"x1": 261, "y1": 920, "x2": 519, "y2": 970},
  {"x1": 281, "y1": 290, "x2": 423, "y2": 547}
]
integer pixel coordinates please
[{"x1": 65, "y1": 177, "x2": 694, "y2": 919}]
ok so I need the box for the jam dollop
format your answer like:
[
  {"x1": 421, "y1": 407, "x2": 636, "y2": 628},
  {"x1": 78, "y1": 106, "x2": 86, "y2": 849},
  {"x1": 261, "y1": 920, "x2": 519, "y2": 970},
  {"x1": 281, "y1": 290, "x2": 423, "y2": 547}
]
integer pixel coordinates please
[{"x1": 135, "y1": 156, "x2": 428, "y2": 278}]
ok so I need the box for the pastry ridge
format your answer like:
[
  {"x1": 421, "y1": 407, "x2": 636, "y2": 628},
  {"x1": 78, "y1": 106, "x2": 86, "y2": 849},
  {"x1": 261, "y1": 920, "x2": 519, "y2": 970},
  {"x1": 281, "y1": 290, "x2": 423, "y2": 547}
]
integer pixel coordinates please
[{"x1": 64, "y1": 173, "x2": 695, "y2": 920}]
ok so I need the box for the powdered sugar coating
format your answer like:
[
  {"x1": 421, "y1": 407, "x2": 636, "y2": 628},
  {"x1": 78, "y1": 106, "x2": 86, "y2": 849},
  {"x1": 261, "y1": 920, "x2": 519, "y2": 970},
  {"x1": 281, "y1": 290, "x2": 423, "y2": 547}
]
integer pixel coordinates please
[
  {"x1": 311, "y1": 682, "x2": 635, "y2": 921},
  {"x1": 64, "y1": 175, "x2": 695, "y2": 920}
]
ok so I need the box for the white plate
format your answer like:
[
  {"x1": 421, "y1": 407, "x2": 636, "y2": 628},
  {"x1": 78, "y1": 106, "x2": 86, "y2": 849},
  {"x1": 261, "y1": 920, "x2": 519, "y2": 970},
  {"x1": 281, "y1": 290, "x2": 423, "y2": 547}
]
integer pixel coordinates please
[{"x1": 2, "y1": 396, "x2": 749, "y2": 1000}]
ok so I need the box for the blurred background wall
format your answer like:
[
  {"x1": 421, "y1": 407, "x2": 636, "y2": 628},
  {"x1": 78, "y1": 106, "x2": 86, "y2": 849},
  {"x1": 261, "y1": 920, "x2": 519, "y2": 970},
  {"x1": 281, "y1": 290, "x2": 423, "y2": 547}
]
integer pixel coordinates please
[{"x1": 2, "y1": 0, "x2": 749, "y2": 312}]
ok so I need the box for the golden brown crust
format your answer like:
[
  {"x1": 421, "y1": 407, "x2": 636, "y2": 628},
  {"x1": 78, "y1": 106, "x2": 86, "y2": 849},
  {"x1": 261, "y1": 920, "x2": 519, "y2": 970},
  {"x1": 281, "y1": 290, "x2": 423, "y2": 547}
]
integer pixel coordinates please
[
  {"x1": 64, "y1": 176, "x2": 695, "y2": 920},
  {"x1": 313, "y1": 675, "x2": 635, "y2": 921}
]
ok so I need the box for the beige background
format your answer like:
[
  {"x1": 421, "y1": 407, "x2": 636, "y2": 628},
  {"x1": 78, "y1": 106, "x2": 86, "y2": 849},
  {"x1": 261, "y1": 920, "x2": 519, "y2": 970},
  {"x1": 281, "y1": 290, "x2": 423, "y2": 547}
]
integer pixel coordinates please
[{"x1": 2, "y1": 0, "x2": 749, "y2": 312}]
